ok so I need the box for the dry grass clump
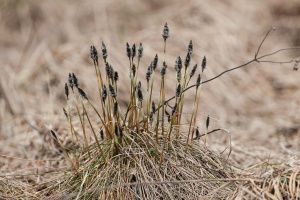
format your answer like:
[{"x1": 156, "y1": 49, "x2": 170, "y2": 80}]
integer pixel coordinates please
[
  {"x1": 34, "y1": 23, "x2": 237, "y2": 199},
  {"x1": 44, "y1": 140, "x2": 234, "y2": 199}
]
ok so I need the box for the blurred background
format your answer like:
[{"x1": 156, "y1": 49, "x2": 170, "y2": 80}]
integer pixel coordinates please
[{"x1": 0, "y1": 0, "x2": 299, "y2": 171}]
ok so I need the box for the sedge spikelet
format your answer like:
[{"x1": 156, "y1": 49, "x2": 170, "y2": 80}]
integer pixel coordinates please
[
  {"x1": 184, "y1": 52, "x2": 191, "y2": 69},
  {"x1": 206, "y1": 115, "x2": 210, "y2": 129},
  {"x1": 175, "y1": 56, "x2": 182, "y2": 72},
  {"x1": 132, "y1": 44, "x2": 136, "y2": 59},
  {"x1": 190, "y1": 64, "x2": 198, "y2": 78},
  {"x1": 160, "y1": 62, "x2": 167, "y2": 77},
  {"x1": 68, "y1": 73, "x2": 73, "y2": 91},
  {"x1": 78, "y1": 87, "x2": 88, "y2": 100},
  {"x1": 196, "y1": 74, "x2": 201, "y2": 88},
  {"x1": 90, "y1": 45, "x2": 98, "y2": 65},
  {"x1": 113, "y1": 102, "x2": 118, "y2": 116},
  {"x1": 101, "y1": 41, "x2": 108, "y2": 61},
  {"x1": 109, "y1": 84, "x2": 116, "y2": 98},
  {"x1": 72, "y1": 73, "x2": 79, "y2": 88},
  {"x1": 126, "y1": 43, "x2": 131, "y2": 59},
  {"x1": 138, "y1": 43, "x2": 143, "y2": 59},
  {"x1": 152, "y1": 101, "x2": 156, "y2": 114},
  {"x1": 152, "y1": 54, "x2": 158, "y2": 70},
  {"x1": 172, "y1": 103, "x2": 177, "y2": 116},
  {"x1": 201, "y1": 56, "x2": 206, "y2": 72},
  {"x1": 65, "y1": 83, "x2": 69, "y2": 98},
  {"x1": 137, "y1": 88, "x2": 143, "y2": 102},
  {"x1": 114, "y1": 71, "x2": 119, "y2": 82},
  {"x1": 188, "y1": 40, "x2": 193, "y2": 55},
  {"x1": 102, "y1": 85, "x2": 107, "y2": 103},
  {"x1": 162, "y1": 22, "x2": 170, "y2": 40}
]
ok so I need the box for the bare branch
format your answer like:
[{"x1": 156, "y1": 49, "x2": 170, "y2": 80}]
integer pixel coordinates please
[
  {"x1": 161, "y1": 33, "x2": 300, "y2": 110},
  {"x1": 255, "y1": 27, "x2": 276, "y2": 59}
]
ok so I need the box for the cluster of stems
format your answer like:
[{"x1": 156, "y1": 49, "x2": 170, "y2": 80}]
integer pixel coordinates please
[{"x1": 56, "y1": 23, "x2": 207, "y2": 169}]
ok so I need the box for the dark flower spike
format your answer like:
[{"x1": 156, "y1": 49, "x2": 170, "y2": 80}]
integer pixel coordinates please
[
  {"x1": 175, "y1": 56, "x2": 182, "y2": 72},
  {"x1": 102, "y1": 85, "x2": 107, "y2": 103},
  {"x1": 190, "y1": 64, "x2": 198, "y2": 78},
  {"x1": 176, "y1": 84, "x2": 181, "y2": 98},
  {"x1": 119, "y1": 126, "x2": 123, "y2": 139},
  {"x1": 65, "y1": 83, "x2": 69, "y2": 98},
  {"x1": 114, "y1": 124, "x2": 119, "y2": 137},
  {"x1": 72, "y1": 73, "x2": 79, "y2": 88},
  {"x1": 162, "y1": 22, "x2": 170, "y2": 40},
  {"x1": 109, "y1": 84, "x2": 116, "y2": 98},
  {"x1": 184, "y1": 52, "x2": 191, "y2": 69},
  {"x1": 63, "y1": 108, "x2": 68, "y2": 119},
  {"x1": 109, "y1": 65, "x2": 114, "y2": 80},
  {"x1": 196, "y1": 74, "x2": 201, "y2": 89},
  {"x1": 137, "y1": 81, "x2": 141, "y2": 90},
  {"x1": 149, "y1": 112, "x2": 154, "y2": 121},
  {"x1": 113, "y1": 102, "x2": 118, "y2": 116},
  {"x1": 137, "y1": 88, "x2": 143, "y2": 102},
  {"x1": 132, "y1": 44, "x2": 136, "y2": 58},
  {"x1": 132, "y1": 64, "x2": 136, "y2": 77},
  {"x1": 188, "y1": 40, "x2": 193, "y2": 55},
  {"x1": 101, "y1": 41, "x2": 107, "y2": 61},
  {"x1": 206, "y1": 115, "x2": 210, "y2": 130},
  {"x1": 146, "y1": 64, "x2": 152, "y2": 82},
  {"x1": 78, "y1": 87, "x2": 88, "y2": 100},
  {"x1": 51, "y1": 130, "x2": 58, "y2": 140},
  {"x1": 160, "y1": 62, "x2": 167, "y2": 77},
  {"x1": 114, "y1": 71, "x2": 119, "y2": 82},
  {"x1": 126, "y1": 42, "x2": 131, "y2": 59},
  {"x1": 165, "y1": 110, "x2": 170, "y2": 122},
  {"x1": 105, "y1": 62, "x2": 110, "y2": 77},
  {"x1": 68, "y1": 73, "x2": 73, "y2": 90},
  {"x1": 195, "y1": 126, "x2": 200, "y2": 139},
  {"x1": 138, "y1": 43, "x2": 143, "y2": 59},
  {"x1": 167, "y1": 115, "x2": 171, "y2": 123},
  {"x1": 172, "y1": 103, "x2": 177, "y2": 116},
  {"x1": 90, "y1": 45, "x2": 98, "y2": 65},
  {"x1": 152, "y1": 54, "x2": 158, "y2": 70},
  {"x1": 201, "y1": 56, "x2": 206, "y2": 72},
  {"x1": 152, "y1": 101, "x2": 156, "y2": 114},
  {"x1": 100, "y1": 129, "x2": 104, "y2": 140}
]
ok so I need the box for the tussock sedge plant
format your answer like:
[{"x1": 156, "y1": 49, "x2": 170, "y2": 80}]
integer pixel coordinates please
[{"x1": 45, "y1": 24, "x2": 300, "y2": 199}]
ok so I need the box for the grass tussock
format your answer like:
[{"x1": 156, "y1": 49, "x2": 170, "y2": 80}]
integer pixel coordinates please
[
  {"x1": 45, "y1": 140, "x2": 234, "y2": 199},
  {"x1": 36, "y1": 23, "x2": 238, "y2": 199}
]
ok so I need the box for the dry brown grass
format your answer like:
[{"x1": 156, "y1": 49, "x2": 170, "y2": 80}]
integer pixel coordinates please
[{"x1": 0, "y1": 0, "x2": 300, "y2": 199}]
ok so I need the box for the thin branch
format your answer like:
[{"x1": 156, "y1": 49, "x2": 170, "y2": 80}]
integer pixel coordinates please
[
  {"x1": 257, "y1": 47, "x2": 300, "y2": 60},
  {"x1": 257, "y1": 60, "x2": 294, "y2": 64},
  {"x1": 255, "y1": 27, "x2": 276, "y2": 59},
  {"x1": 160, "y1": 46, "x2": 300, "y2": 111}
]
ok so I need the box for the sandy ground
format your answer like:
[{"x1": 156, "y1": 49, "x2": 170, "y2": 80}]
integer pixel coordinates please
[{"x1": 0, "y1": 0, "x2": 299, "y2": 176}]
